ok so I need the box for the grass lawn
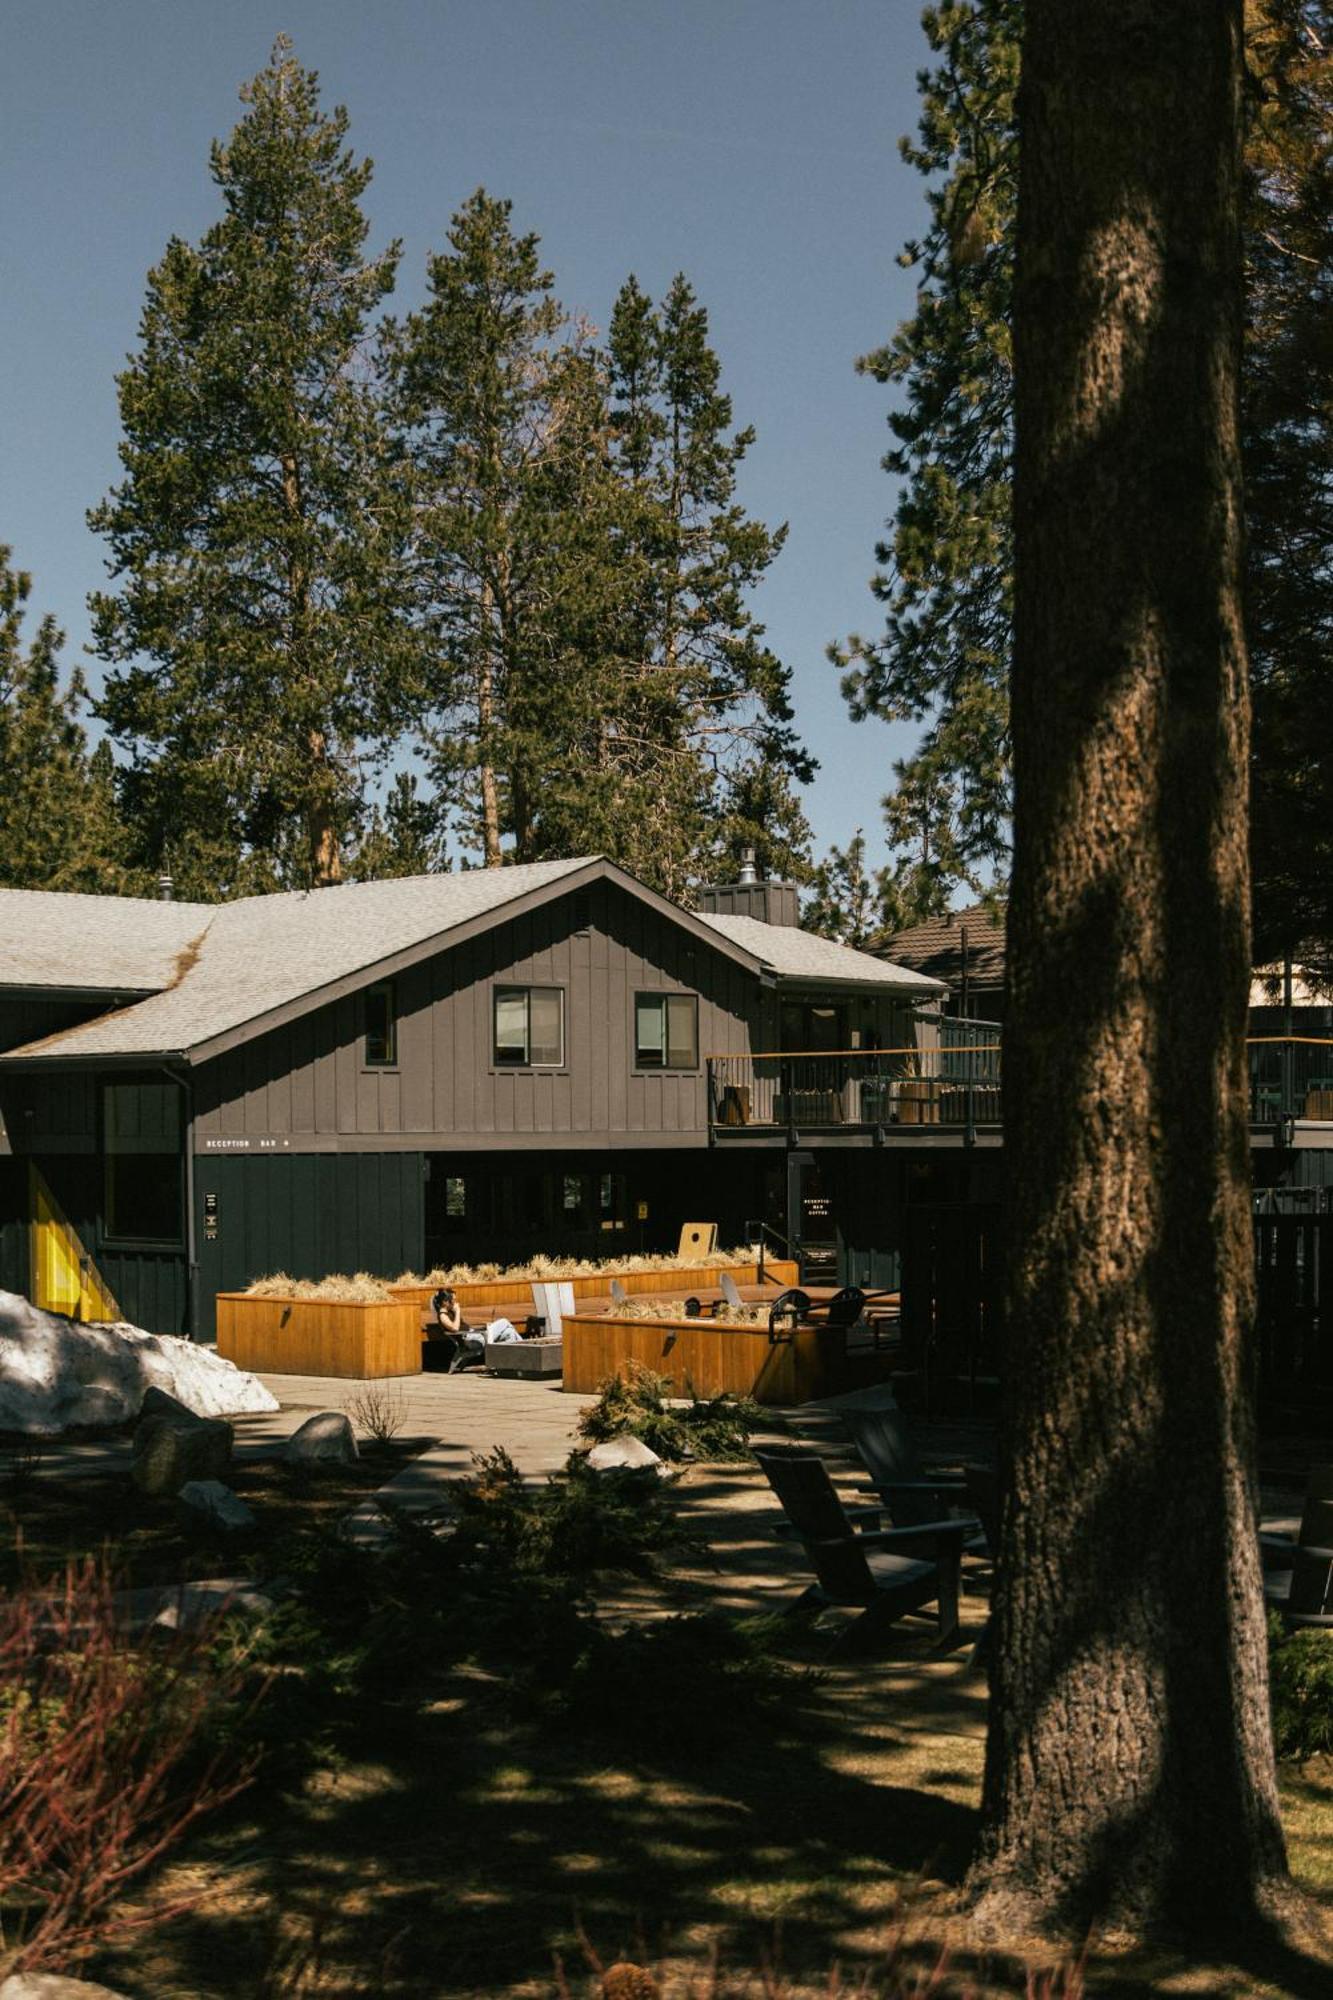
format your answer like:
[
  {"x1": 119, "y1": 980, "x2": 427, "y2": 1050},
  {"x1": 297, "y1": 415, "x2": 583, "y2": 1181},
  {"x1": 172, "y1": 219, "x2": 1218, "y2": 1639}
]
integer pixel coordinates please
[{"x1": 2, "y1": 1444, "x2": 1330, "y2": 1998}]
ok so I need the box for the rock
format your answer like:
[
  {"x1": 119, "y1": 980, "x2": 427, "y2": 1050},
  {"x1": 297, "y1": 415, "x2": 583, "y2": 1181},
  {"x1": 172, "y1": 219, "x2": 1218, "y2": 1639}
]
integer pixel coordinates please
[
  {"x1": 285, "y1": 1410, "x2": 359, "y2": 1466},
  {"x1": 131, "y1": 1407, "x2": 233, "y2": 1497},
  {"x1": 0, "y1": 1288, "x2": 278, "y2": 1436},
  {"x1": 138, "y1": 1384, "x2": 204, "y2": 1425},
  {"x1": 112, "y1": 1577, "x2": 273, "y2": 1633},
  {"x1": 0, "y1": 1977, "x2": 132, "y2": 1999},
  {"x1": 177, "y1": 1479, "x2": 255, "y2": 1532},
  {"x1": 586, "y1": 1435, "x2": 666, "y2": 1473}
]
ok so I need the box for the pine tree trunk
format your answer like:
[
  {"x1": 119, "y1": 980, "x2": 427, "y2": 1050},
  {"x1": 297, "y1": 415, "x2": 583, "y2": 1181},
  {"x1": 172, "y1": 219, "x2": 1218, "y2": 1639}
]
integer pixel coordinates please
[
  {"x1": 971, "y1": 0, "x2": 1289, "y2": 1939},
  {"x1": 476, "y1": 580, "x2": 502, "y2": 868}
]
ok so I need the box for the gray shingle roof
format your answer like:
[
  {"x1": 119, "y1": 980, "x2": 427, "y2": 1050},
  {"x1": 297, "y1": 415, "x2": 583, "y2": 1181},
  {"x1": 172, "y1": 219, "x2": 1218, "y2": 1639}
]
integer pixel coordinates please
[
  {"x1": 0, "y1": 861, "x2": 939, "y2": 1065},
  {"x1": 1, "y1": 859, "x2": 592, "y2": 1061},
  {"x1": 0, "y1": 888, "x2": 211, "y2": 994},
  {"x1": 694, "y1": 913, "x2": 946, "y2": 993}
]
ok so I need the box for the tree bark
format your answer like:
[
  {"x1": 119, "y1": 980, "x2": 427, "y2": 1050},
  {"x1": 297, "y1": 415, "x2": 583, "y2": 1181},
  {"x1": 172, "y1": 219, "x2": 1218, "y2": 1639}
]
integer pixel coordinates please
[{"x1": 971, "y1": 0, "x2": 1290, "y2": 1939}]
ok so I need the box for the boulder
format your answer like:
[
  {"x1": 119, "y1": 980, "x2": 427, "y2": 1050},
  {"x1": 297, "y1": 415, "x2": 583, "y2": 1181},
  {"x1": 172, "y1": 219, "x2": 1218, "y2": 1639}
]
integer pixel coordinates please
[
  {"x1": 177, "y1": 1479, "x2": 255, "y2": 1533},
  {"x1": 285, "y1": 1410, "x2": 359, "y2": 1466},
  {"x1": 131, "y1": 1406, "x2": 233, "y2": 1497},
  {"x1": 0, "y1": 1976, "x2": 132, "y2": 1999},
  {"x1": 113, "y1": 1577, "x2": 272, "y2": 1633},
  {"x1": 586, "y1": 1435, "x2": 666, "y2": 1473},
  {"x1": 0, "y1": 1289, "x2": 278, "y2": 1436}
]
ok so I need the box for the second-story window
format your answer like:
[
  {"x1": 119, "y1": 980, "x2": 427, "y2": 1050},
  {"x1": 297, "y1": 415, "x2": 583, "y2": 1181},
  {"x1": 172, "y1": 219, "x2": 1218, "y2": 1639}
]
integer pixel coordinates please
[
  {"x1": 364, "y1": 981, "x2": 397, "y2": 1066},
  {"x1": 635, "y1": 992, "x2": 698, "y2": 1069},
  {"x1": 494, "y1": 986, "x2": 564, "y2": 1067}
]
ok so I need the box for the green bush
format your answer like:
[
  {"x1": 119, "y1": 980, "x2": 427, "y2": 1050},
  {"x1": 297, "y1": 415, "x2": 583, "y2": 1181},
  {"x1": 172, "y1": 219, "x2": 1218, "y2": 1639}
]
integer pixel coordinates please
[
  {"x1": 577, "y1": 1362, "x2": 764, "y2": 1462},
  {"x1": 1269, "y1": 1611, "x2": 1333, "y2": 1759}
]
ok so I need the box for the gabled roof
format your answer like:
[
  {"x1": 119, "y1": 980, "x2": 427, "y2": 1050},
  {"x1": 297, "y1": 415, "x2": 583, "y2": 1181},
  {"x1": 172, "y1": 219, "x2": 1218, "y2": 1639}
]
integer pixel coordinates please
[
  {"x1": 0, "y1": 858, "x2": 940, "y2": 1066},
  {"x1": 0, "y1": 888, "x2": 211, "y2": 996},
  {"x1": 695, "y1": 913, "x2": 945, "y2": 994},
  {"x1": 871, "y1": 904, "x2": 1007, "y2": 993}
]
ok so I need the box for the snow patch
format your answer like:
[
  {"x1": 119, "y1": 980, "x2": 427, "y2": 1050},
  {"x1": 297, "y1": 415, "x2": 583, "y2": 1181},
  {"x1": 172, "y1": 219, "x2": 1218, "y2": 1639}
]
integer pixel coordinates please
[{"x1": 0, "y1": 1290, "x2": 278, "y2": 1435}]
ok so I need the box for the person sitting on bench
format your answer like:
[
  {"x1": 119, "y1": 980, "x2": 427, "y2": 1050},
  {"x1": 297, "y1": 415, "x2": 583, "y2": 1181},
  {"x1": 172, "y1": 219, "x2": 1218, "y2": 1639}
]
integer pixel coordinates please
[{"x1": 431, "y1": 1287, "x2": 521, "y2": 1372}]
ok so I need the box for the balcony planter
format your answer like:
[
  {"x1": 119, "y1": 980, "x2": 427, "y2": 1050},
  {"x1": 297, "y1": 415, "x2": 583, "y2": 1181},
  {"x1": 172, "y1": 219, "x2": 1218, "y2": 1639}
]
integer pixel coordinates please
[{"x1": 215, "y1": 1293, "x2": 422, "y2": 1379}]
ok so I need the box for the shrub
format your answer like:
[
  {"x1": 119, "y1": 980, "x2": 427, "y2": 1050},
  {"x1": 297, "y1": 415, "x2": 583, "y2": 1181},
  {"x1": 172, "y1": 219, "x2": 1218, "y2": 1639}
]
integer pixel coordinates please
[
  {"x1": 0, "y1": 1557, "x2": 260, "y2": 1975},
  {"x1": 1269, "y1": 1611, "x2": 1333, "y2": 1758},
  {"x1": 577, "y1": 1363, "x2": 763, "y2": 1463},
  {"x1": 343, "y1": 1383, "x2": 407, "y2": 1447}
]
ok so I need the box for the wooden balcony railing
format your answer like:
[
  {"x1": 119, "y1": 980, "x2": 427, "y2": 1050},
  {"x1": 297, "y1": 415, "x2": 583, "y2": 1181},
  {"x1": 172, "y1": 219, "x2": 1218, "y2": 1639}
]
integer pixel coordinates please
[
  {"x1": 1248, "y1": 1038, "x2": 1333, "y2": 1122},
  {"x1": 708, "y1": 1034, "x2": 1333, "y2": 1133},
  {"x1": 708, "y1": 1037, "x2": 1002, "y2": 1133}
]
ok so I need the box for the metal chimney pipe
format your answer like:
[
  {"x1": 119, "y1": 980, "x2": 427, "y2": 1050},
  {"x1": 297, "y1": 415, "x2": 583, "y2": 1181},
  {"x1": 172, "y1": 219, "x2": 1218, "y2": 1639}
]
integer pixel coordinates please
[
  {"x1": 157, "y1": 874, "x2": 174, "y2": 902},
  {"x1": 738, "y1": 847, "x2": 758, "y2": 885}
]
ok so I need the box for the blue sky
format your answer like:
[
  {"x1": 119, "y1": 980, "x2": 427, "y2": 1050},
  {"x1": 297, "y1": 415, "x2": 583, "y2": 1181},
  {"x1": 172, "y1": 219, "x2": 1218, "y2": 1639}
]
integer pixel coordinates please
[{"x1": 0, "y1": 1, "x2": 937, "y2": 871}]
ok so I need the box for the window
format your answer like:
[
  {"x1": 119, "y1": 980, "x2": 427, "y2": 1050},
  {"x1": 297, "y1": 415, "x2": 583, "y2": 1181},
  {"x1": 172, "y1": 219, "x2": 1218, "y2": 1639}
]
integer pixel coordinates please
[
  {"x1": 364, "y1": 981, "x2": 397, "y2": 1066},
  {"x1": 493, "y1": 986, "x2": 564, "y2": 1067},
  {"x1": 635, "y1": 992, "x2": 698, "y2": 1069},
  {"x1": 103, "y1": 1079, "x2": 183, "y2": 1245}
]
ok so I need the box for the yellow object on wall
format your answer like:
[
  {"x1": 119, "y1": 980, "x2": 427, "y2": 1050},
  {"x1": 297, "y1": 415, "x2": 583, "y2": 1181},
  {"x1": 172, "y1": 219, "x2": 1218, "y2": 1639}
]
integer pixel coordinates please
[{"x1": 29, "y1": 1165, "x2": 120, "y2": 1322}]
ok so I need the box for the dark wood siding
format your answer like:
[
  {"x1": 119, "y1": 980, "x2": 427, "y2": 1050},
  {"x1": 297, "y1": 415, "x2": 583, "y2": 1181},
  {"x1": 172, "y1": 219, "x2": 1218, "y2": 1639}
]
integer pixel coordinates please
[
  {"x1": 193, "y1": 1151, "x2": 426, "y2": 1338},
  {"x1": 193, "y1": 881, "x2": 764, "y2": 1149}
]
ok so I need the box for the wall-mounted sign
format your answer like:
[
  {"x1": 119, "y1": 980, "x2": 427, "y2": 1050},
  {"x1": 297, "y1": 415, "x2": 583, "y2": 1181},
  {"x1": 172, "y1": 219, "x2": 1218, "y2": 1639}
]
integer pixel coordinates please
[{"x1": 200, "y1": 1136, "x2": 293, "y2": 1152}]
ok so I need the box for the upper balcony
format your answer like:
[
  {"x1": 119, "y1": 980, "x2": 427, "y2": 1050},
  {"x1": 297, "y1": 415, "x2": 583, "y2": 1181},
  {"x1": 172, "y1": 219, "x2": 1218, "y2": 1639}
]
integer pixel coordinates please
[
  {"x1": 708, "y1": 1019, "x2": 1003, "y2": 1140},
  {"x1": 706, "y1": 1029, "x2": 1333, "y2": 1140}
]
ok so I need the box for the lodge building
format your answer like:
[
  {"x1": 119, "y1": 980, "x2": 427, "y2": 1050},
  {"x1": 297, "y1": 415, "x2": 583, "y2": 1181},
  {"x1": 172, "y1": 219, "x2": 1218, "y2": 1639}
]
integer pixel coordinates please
[{"x1": 0, "y1": 857, "x2": 993, "y2": 1341}]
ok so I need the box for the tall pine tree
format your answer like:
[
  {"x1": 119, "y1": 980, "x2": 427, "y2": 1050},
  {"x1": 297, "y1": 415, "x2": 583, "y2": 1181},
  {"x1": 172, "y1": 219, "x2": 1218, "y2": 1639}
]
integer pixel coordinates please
[
  {"x1": 90, "y1": 38, "x2": 411, "y2": 897},
  {"x1": 388, "y1": 191, "x2": 630, "y2": 870},
  {"x1": 847, "y1": 0, "x2": 1333, "y2": 944},
  {"x1": 833, "y1": 0, "x2": 1017, "y2": 918},
  {"x1": 0, "y1": 550, "x2": 136, "y2": 892},
  {"x1": 608, "y1": 274, "x2": 814, "y2": 897}
]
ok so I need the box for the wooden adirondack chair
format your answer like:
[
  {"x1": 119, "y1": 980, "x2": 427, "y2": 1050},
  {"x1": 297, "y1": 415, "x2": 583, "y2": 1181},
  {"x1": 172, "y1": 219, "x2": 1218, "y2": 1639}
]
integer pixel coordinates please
[
  {"x1": 837, "y1": 1398, "x2": 983, "y2": 1543},
  {"x1": 753, "y1": 1444, "x2": 967, "y2": 1653},
  {"x1": 1262, "y1": 1465, "x2": 1333, "y2": 1629}
]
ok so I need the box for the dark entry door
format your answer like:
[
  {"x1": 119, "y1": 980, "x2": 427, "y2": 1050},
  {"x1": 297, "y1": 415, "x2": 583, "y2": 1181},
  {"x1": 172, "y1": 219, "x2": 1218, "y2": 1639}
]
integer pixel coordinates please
[{"x1": 786, "y1": 1156, "x2": 839, "y2": 1284}]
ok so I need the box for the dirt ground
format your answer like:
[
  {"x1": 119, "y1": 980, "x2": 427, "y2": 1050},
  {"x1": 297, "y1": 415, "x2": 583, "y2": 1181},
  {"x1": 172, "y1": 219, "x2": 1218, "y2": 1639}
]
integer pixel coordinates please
[{"x1": 17, "y1": 1445, "x2": 1318, "y2": 2000}]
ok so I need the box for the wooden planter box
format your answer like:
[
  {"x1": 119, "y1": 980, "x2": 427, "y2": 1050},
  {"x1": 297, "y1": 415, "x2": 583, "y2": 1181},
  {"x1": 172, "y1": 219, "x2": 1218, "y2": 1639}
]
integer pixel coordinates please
[
  {"x1": 216, "y1": 1293, "x2": 422, "y2": 1379},
  {"x1": 561, "y1": 1308, "x2": 887, "y2": 1407},
  {"x1": 390, "y1": 1259, "x2": 799, "y2": 1318}
]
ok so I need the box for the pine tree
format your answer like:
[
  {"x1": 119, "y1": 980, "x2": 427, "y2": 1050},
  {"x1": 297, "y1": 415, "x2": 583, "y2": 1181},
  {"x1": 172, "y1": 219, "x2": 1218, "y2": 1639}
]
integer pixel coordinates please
[
  {"x1": 606, "y1": 273, "x2": 815, "y2": 900},
  {"x1": 90, "y1": 38, "x2": 410, "y2": 897},
  {"x1": 0, "y1": 550, "x2": 137, "y2": 893},
  {"x1": 800, "y1": 831, "x2": 889, "y2": 947},
  {"x1": 389, "y1": 191, "x2": 629, "y2": 870},
  {"x1": 350, "y1": 771, "x2": 448, "y2": 880},
  {"x1": 849, "y1": 1, "x2": 1333, "y2": 939},
  {"x1": 976, "y1": 0, "x2": 1290, "y2": 1939},
  {"x1": 832, "y1": 0, "x2": 1018, "y2": 913},
  {"x1": 1241, "y1": 1, "x2": 1333, "y2": 959}
]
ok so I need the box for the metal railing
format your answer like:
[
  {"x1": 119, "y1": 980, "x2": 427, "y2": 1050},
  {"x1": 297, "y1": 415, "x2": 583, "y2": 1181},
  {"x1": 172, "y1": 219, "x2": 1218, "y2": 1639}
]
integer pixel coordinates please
[
  {"x1": 1248, "y1": 1038, "x2": 1333, "y2": 1122},
  {"x1": 708, "y1": 1031, "x2": 1333, "y2": 1132},
  {"x1": 708, "y1": 1034, "x2": 1002, "y2": 1132}
]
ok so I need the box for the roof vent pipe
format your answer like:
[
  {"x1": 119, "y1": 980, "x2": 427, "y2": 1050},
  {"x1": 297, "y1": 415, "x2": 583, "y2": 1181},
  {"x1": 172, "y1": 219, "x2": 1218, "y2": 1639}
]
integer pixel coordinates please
[
  {"x1": 738, "y1": 847, "x2": 758, "y2": 885},
  {"x1": 157, "y1": 874, "x2": 174, "y2": 902}
]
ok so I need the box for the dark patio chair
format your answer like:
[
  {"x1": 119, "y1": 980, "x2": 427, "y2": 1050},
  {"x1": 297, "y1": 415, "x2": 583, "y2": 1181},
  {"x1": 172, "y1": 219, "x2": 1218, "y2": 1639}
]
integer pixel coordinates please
[
  {"x1": 836, "y1": 1398, "x2": 984, "y2": 1543},
  {"x1": 753, "y1": 1443, "x2": 967, "y2": 1653},
  {"x1": 1261, "y1": 1464, "x2": 1333, "y2": 1629}
]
